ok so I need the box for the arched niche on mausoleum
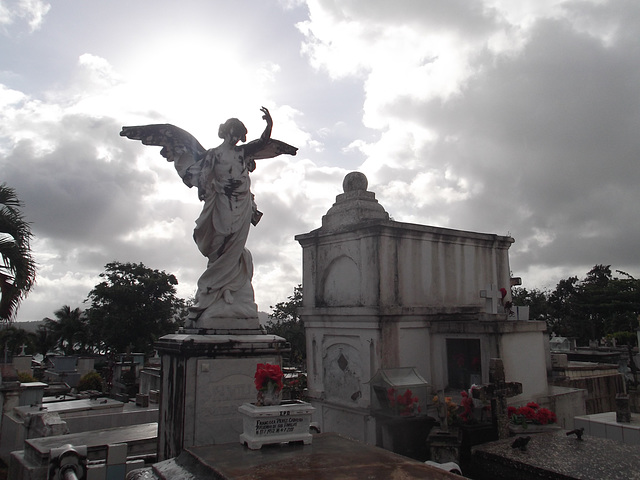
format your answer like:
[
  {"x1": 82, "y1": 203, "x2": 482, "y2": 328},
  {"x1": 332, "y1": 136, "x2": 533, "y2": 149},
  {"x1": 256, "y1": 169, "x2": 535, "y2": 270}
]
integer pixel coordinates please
[{"x1": 321, "y1": 255, "x2": 361, "y2": 306}]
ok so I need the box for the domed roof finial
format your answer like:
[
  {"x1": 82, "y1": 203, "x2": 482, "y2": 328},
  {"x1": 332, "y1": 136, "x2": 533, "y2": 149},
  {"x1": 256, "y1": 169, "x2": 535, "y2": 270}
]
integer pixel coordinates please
[{"x1": 343, "y1": 172, "x2": 368, "y2": 193}]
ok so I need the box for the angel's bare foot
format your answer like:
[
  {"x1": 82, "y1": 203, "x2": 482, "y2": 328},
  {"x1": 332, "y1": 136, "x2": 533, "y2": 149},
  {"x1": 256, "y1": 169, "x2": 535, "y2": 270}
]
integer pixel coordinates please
[{"x1": 223, "y1": 289, "x2": 234, "y2": 304}]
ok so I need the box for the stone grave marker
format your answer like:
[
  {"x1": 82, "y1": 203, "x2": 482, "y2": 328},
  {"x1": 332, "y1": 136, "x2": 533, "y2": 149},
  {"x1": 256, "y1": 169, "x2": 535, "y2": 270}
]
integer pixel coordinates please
[{"x1": 472, "y1": 358, "x2": 522, "y2": 439}]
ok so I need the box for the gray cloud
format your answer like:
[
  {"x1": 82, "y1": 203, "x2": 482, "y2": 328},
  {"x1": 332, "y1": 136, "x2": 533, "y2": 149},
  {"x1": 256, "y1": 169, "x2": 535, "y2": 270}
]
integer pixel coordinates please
[{"x1": 3, "y1": 0, "x2": 640, "y2": 323}]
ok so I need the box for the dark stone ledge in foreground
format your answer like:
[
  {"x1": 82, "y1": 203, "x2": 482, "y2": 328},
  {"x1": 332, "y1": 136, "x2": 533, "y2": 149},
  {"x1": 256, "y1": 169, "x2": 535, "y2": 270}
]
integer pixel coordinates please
[{"x1": 146, "y1": 433, "x2": 463, "y2": 479}]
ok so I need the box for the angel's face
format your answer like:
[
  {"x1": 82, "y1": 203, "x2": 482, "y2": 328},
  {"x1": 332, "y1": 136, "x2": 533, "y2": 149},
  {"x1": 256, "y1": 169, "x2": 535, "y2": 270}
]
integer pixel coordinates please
[{"x1": 228, "y1": 128, "x2": 246, "y2": 145}]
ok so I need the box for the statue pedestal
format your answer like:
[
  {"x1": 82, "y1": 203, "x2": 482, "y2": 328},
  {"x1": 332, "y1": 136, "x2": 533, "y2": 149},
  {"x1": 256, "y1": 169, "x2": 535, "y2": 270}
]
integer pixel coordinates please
[
  {"x1": 155, "y1": 333, "x2": 287, "y2": 461},
  {"x1": 180, "y1": 317, "x2": 262, "y2": 336}
]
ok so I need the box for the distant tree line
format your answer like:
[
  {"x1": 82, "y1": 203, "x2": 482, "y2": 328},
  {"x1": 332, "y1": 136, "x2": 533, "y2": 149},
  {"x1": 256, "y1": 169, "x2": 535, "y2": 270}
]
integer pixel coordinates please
[
  {"x1": 513, "y1": 264, "x2": 640, "y2": 346},
  {"x1": 1, "y1": 261, "x2": 187, "y2": 358},
  {"x1": 3, "y1": 260, "x2": 637, "y2": 361}
]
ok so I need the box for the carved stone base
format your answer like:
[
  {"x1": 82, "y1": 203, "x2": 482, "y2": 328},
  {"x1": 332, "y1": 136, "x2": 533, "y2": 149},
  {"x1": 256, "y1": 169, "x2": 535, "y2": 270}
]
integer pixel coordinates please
[
  {"x1": 188, "y1": 281, "x2": 260, "y2": 330},
  {"x1": 155, "y1": 333, "x2": 287, "y2": 461}
]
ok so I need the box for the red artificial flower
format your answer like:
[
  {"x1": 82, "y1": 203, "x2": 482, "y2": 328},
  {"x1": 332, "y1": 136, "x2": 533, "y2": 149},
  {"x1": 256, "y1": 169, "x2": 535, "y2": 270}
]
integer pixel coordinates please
[
  {"x1": 526, "y1": 402, "x2": 540, "y2": 410},
  {"x1": 254, "y1": 363, "x2": 283, "y2": 392},
  {"x1": 386, "y1": 388, "x2": 420, "y2": 415},
  {"x1": 500, "y1": 288, "x2": 507, "y2": 299},
  {"x1": 507, "y1": 406, "x2": 517, "y2": 417},
  {"x1": 535, "y1": 408, "x2": 557, "y2": 425},
  {"x1": 516, "y1": 406, "x2": 537, "y2": 421},
  {"x1": 387, "y1": 387, "x2": 397, "y2": 406}
]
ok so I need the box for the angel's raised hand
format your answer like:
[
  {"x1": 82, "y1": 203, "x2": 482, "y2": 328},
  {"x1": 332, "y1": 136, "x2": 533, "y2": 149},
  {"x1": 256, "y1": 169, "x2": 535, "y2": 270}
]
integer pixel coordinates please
[{"x1": 260, "y1": 106, "x2": 273, "y2": 126}]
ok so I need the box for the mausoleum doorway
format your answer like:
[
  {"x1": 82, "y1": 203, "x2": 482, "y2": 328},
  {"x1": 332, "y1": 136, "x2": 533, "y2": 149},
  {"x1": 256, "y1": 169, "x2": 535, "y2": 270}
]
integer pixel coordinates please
[{"x1": 446, "y1": 339, "x2": 482, "y2": 389}]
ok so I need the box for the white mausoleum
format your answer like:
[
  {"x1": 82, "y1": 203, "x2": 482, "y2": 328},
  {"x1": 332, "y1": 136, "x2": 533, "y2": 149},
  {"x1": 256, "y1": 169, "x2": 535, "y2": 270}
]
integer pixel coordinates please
[{"x1": 295, "y1": 172, "x2": 552, "y2": 443}]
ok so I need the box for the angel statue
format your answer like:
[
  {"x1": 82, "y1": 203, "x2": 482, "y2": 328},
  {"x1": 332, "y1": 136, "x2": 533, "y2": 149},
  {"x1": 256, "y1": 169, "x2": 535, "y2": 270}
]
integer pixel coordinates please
[{"x1": 120, "y1": 107, "x2": 297, "y2": 331}]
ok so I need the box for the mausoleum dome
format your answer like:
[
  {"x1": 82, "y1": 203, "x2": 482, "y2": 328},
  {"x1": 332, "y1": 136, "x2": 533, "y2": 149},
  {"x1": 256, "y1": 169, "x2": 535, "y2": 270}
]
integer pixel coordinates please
[{"x1": 321, "y1": 172, "x2": 389, "y2": 230}]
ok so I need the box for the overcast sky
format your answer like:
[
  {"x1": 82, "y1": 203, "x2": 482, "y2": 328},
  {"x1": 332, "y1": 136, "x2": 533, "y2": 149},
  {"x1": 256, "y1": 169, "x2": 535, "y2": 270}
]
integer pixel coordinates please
[{"x1": 2, "y1": 0, "x2": 639, "y2": 322}]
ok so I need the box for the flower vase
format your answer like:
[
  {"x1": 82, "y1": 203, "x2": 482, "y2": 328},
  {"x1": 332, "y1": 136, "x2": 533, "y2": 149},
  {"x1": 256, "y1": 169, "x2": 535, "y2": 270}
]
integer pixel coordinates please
[{"x1": 258, "y1": 382, "x2": 282, "y2": 406}]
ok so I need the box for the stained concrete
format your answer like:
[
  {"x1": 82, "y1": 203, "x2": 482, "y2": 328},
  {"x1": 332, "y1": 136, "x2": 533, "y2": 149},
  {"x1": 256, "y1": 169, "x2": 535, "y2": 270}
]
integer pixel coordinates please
[
  {"x1": 471, "y1": 429, "x2": 640, "y2": 479},
  {"x1": 146, "y1": 433, "x2": 464, "y2": 479}
]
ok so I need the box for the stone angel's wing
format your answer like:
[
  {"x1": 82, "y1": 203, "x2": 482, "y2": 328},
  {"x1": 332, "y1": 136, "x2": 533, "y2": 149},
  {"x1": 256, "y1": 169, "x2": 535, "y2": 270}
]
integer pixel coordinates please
[
  {"x1": 243, "y1": 138, "x2": 297, "y2": 171},
  {"x1": 120, "y1": 124, "x2": 206, "y2": 188}
]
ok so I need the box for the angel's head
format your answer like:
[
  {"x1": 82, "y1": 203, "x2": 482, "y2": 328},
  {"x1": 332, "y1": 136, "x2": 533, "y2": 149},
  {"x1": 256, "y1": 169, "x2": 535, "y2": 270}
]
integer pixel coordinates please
[{"x1": 219, "y1": 118, "x2": 247, "y2": 143}]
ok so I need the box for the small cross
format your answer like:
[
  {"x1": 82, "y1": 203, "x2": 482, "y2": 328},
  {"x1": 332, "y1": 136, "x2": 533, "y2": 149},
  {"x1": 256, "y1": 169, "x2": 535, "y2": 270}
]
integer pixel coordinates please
[
  {"x1": 480, "y1": 284, "x2": 502, "y2": 314},
  {"x1": 19, "y1": 344, "x2": 27, "y2": 356},
  {"x1": 472, "y1": 358, "x2": 522, "y2": 439}
]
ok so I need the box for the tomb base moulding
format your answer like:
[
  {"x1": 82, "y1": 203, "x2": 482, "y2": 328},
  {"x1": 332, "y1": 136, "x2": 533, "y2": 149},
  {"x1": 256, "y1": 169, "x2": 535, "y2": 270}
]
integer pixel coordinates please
[{"x1": 155, "y1": 333, "x2": 288, "y2": 461}]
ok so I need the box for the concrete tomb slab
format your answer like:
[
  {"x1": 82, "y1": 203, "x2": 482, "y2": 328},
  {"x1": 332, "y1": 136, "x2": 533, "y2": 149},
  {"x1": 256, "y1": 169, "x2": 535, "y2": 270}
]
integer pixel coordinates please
[
  {"x1": 148, "y1": 432, "x2": 463, "y2": 479},
  {"x1": 472, "y1": 429, "x2": 640, "y2": 480}
]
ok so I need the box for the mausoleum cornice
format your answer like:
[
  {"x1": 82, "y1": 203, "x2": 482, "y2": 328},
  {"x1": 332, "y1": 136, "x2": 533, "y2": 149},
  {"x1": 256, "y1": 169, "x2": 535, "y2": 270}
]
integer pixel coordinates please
[{"x1": 296, "y1": 220, "x2": 514, "y2": 249}]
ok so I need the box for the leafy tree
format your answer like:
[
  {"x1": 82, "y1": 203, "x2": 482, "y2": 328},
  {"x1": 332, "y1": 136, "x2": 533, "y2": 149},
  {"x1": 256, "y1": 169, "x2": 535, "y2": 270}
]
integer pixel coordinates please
[
  {"x1": 0, "y1": 184, "x2": 37, "y2": 322},
  {"x1": 265, "y1": 285, "x2": 305, "y2": 367},
  {"x1": 86, "y1": 261, "x2": 184, "y2": 355},
  {"x1": 604, "y1": 270, "x2": 640, "y2": 334},
  {"x1": 548, "y1": 276, "x2": 580, "y2": 338},
  {"x1": 573, "y1": 265, "x2": 614, "y2": 341},
  {"x1": 511, "y1": 287, "x2": 552, "y2": 324},
  {"x1": 546, "y1": 265, "x2": 640, "y2": 344}
]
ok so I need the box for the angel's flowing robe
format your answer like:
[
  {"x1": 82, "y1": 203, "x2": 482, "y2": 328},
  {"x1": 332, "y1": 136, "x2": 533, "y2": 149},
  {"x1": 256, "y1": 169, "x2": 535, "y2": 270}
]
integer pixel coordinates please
[{"x1": 187, "y1": 146, "x2": 259, "y2": 320}]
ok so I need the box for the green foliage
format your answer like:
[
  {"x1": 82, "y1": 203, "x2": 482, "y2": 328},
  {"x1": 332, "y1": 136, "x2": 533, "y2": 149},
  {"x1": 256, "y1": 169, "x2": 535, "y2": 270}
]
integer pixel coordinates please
[
  {"x1": 34, "y1": 323, "x2": 59, "y2": 356},
  {"x1": 41, "y1": 306, "x2": 91, "y2": 355},
  {"x1": 0, "y1": 325, "x2": 36, "y2": 356},
  {"x1": 548, "y1": 276, "x2": 580, "y2": 337},
  {"x1": 17, "y1": 371, "x2": 36, "y2": 383},
  {"x1": 265, "y1": 285, "x2": 305, "y2": 367},
  {"x1": 77, "y1": 371, "x2": 104, "y2": 392},
  {"x1": 283, "y1": 372, "x2": 307, "y2": 400},
  {"x1": 86, "y1": 261, "x2": 185, "y2": 355},
  {"x1": 518, "y1": 265, "x2": 640, "y2": 345},
  {"x1": 607, "y1": 331, "x2": 638, "y2": 346},
  {"x1": 512, "y1": 287, "x2": 552, "y2": 324},
  {"x1": 0, "y1": 184, "x2": 37, "y2": 322}
]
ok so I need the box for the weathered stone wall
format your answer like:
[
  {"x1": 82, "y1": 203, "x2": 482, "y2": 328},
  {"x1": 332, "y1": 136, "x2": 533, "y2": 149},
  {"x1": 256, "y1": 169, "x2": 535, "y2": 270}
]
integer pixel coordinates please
[{"x1": 299, "y1": 222, "x2": 514, "y2": 310}]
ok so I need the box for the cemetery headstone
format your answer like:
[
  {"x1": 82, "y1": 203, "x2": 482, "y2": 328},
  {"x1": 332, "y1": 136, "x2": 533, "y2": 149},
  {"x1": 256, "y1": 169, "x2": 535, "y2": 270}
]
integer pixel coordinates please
[{"x1": 472, "y1": 358, "x2": 522, "y2": 439}]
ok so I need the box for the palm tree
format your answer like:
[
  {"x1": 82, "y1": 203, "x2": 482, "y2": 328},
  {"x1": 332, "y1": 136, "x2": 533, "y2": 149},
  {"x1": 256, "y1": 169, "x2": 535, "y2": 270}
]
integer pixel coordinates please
[
  {"x1": 0, "y1": 184, "x2": 36, "y2": 322},
  {"x1": 45, "y1": 305, "x2": 90, "y2": 355}
]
